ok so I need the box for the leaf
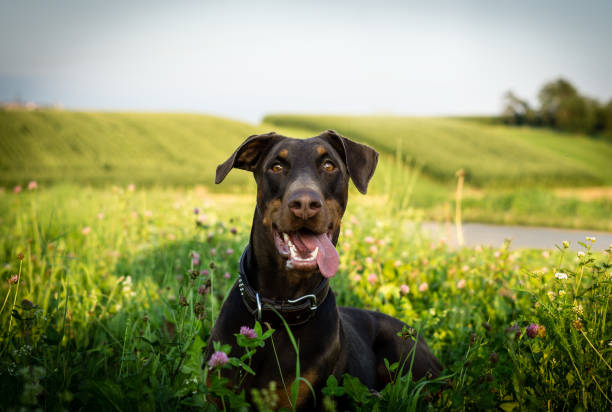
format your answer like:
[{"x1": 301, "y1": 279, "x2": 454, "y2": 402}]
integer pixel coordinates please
[{"x1": 322, "y1": 375, "x2": 345, "y2": 397}]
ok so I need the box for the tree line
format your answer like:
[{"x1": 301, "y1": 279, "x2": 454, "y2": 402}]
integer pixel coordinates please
[{"x1": 502, "y1": 78, "x2": 612, "y2": 138}]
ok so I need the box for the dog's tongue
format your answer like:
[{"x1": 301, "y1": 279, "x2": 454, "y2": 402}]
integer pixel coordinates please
[{"x1": 293, "y1": 231, "x2": 339, "y2": 278}]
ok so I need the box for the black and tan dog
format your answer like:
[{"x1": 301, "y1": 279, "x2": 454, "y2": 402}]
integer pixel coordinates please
[{"x1": 207, "y1": 130, "x2": 441, "y2": 409}]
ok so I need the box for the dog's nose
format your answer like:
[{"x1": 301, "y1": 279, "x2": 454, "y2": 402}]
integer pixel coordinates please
[{"x1": 288, "y1": 189, "x2": 323, "y2": 220}]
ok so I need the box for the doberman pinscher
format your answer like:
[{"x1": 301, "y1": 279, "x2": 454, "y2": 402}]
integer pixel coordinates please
[{"x1": 207, "y1": 130, "x2": 442, "y2": 410}]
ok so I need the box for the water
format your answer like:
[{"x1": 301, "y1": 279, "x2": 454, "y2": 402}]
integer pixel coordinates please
[{"x1": 421, "y1": 222, "x2": 612, "y2": 251}]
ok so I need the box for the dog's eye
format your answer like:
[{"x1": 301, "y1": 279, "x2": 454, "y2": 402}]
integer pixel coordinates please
[
  {"x1": 270, "y1": 163, "x2": 284, "y2": 173},
  {"x1": 322, "y1": 161, "x2": 336, "y2": 172}
]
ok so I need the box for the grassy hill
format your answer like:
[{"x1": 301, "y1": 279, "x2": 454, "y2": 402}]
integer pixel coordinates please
[
  {"x1": 1, "y1": 109, "x2": 611, "y2": 230},
  {"x1": 264, "y1": 114, "x2": 612, "y2": 188},
  {"x1": 0, "y1": 110, "x2": 311, "y2": 190}
]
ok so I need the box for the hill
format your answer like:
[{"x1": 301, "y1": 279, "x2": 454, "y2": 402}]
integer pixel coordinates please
[{"x1": 264, "y1": 114, "x2": 612, "y2": 187}]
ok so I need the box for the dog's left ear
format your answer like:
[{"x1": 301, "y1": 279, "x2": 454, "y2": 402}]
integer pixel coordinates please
[
  {"x1": 319, "y1": 130, "x2": 379, "y2": 194},
  {"x1": 215, "y1": 132, "x2": 285, "y2": 184}
]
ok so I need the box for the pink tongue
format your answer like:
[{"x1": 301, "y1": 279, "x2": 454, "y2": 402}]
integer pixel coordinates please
[{"x1": 296, "y1": 231, "x2": 339, "y2": 278}]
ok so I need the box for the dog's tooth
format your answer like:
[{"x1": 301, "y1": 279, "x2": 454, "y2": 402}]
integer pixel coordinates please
[
  {"x1": 312, "y1": 246, "x2": 319, "y2": 259},
  {"x1": 283, "y1": 233, "x2": 289, "y2": 242},
  {"x1": 286, "y1": 260, "x2": 293, "y2": 269}
]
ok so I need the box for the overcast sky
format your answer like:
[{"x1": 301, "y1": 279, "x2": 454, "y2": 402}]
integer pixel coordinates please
[{"x1": 1, "y1": 0, "x2": 611, "y2": 123}]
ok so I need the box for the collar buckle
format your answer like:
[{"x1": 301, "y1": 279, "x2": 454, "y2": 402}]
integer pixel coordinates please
[{"x1": 287, "y1": 294, "x2": 317, "y2": 311}]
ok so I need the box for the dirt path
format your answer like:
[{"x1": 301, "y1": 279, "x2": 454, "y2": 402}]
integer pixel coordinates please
[{"x1": 421, "y1": 222, "x2": 612, "y2": 251}]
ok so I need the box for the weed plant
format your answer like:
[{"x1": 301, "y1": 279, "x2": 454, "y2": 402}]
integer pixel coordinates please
[{"x1": 1, "y1": 185, "x2": 610, "y2": 410}]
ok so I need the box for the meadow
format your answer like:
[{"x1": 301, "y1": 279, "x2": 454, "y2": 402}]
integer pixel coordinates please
[
  {"x1": 0, "y1": 184, "x2": 610, "y2": 410},
  {"x1": 2, "y1": 110, "x2": 611, "y2": 231},
  {"x1": 1, "y1": 110, "x2": 611, "y2": 410}
]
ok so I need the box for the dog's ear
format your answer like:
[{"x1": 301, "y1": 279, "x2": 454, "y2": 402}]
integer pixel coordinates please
[
  {"x1": 215, "y1": 132, "x2": 284, "y2": 184},
  {"x1": 319, "y1": 130, "x2": 379, "y2": 194}
]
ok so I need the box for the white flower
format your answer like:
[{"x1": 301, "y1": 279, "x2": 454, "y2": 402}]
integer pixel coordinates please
[
  {"x1": 555, "y1": 272, "x2": 568, "y2": 280},
  {"x1": 586, "y1": 236, "x2": 596, "y2": 242},
  {"x1": 577, "y1": 251, "x2": 585, "y2": 258}
]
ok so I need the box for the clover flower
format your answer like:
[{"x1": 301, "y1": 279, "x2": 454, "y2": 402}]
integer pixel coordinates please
[
  {"x1": 457, "y1": 279, "x2": 466, "y2": 289},
  {"x1": 27, "y1": 181, "x2": 38, "y2": 190},
  {"x1": 208, "y1": 351, "x2": 229, "y2": 368},
  {"x1": 400, "y1": 284, "x2": 410, "y2": 294},
  {"x1": 240, "y1": 326, "x2": 257, "y2": 339},
  {"x1": 554, "y1": 272, "x2": 568, "y2": 280},
  {"x1": 526, "y1": 323, "x2": 539, "y2": 338},
  {"x1": 367, "y1": 273, "x2": 377, "y2": 284},
  {"x1": 418, "y1": 282, "x2": 428, "y2": 292},
  {"x1": 82, "y1": 226, "x2": 91, "y2": 235},
  {"x1": 8, "y1": 274, "x2": 19, "y2": 285}
]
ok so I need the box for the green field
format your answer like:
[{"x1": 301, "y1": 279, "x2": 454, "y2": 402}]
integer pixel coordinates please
[
  {"x1": 1, "y1": 109, "x2": 611, "y2": 231},
  {"x1": 264, "y1": 114, "x2": 612, "y2": 187},
  {"x1": 0, "y1": 187, "x2": 610, "y2": 410}
]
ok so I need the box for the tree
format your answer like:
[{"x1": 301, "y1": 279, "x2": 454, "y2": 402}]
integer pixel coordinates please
[{"x1": 537, "y1": 78, "x2": 578, "y2": 128}]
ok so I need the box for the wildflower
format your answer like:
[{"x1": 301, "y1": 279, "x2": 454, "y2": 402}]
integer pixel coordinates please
[
  {"x1": 469, "y1": 332, "x2": 477, "y2": 346},
  {"x1": 364, "y1": 236, "x2": 375, "y2": 244},
  {"x1": 572, "y1": 304, "x2": 584, "y2": 316},
  {"x1": 224, "y1": 272, "x2": 231, "y2": 279},
  {"x1": 198, "y1": 285, "x2": 209, "y2": 295},
  {"x1": 369, "y1": 245, "x2": 378, "y2": 254},
  {"x1": 572, "y1": 319, "x2": 583, "y2": 331},
  {"x1": 200, "y1": 269, "x2": 210, "y2": 277},
  {"x1": 240, "y1": 326, "x2": 257, "y2": 339},
  {"x1": 394, "y1": 260, "x2": 402, "y2": 268},
  {"x1": 365, "y1": 257, "x2": 373, "y2": 265},
  {"x1": 127, "y1": 184, "x2": 135, "y2": 191},
  {"x1": 13, "y1": 185, "x2": 22, "y2": 193},
  {"x1": 194, "y1": 207, "x2": 200, "y2": 215},
  {"x1": 230, "y1": 227, "x2": 237, "y2": 235},
  {"x1": 144, "y1": 210, "x2": 153, "y2": 217},
  {"x1": 344, "y1": 229, "x2": 353, "y2": 237},
  {"x1": 367, "y1": 273, "x2": 377, "y2": 284},
  {"x1": 400, "y1": 284, "x2": 410, "y2": 294},
  {"x1": 526, "y1": 323, "x2": 539, "y2": 338},
  {"x1": 192, "y1": 257, "x2": 200, "y2": 266},
  {"x1": 586, "y1": 236, "x2": 596, "y2": 242},
  {"x1": 418, "y1": 282, "x2": 428, "y2": 292},
  {"x1": 562, "y1": 241, "x2": 570, "y2": 249},
  {"x1": 577, "y1": 251, "x2": 585, "y2": 258},
  {"x1": 537, "y1": 325, "x2": 546, "y2": 338},
  {"x1": 494, "y1": 251, "x2": 500, "y2": 258},
  {"x1": 505, "y1": 324, "x2": 521, "y2": 340},
  {"x1": 558, "y1": 290, "x2": 566, "y2": 296},
  {"x1": 97, "y1": 212, "x2": 105, "y2": 220},
  {"x1": 27, "y1": 181, "x2": 37, "y2": 190},
  {"x1": 457, "y1": 279, "x2": 466, "y2": 289},
  {"x1": 194, "y1": 302, "x2": 205, "y2": 319},
  {"x1": 17, "y1": 253, "x2": 24, "y2": 261},
  {"x1": 490, "y1": 352, "x2": 499, "y2": 364},
  {"x1": 541, "y1": 251, "x2": 550, "y2": 258},
  {"x1": 554, "y1": 272, "x2": 568, "y2": 280},
  {"x1": 208, "y1": 351, "x2": 229, "y2": 368},
  {"x1": 8, "y1": 274, "x2": 19, "y2": 284},
  {"x1": 226, "y1": 248, "x2": 234, "y2": 255},
  {"x1": 179, "y1": 295, "x2": 188, "y2": 307}
]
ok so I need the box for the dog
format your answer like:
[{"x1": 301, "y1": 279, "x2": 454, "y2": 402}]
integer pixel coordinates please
[{"x1": 206, "y1": 130, "x2": 442, "y2": 410}]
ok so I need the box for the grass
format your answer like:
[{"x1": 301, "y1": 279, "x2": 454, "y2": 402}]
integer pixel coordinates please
[
  {"x1": 1, "y1": 109, "x2": 611, "y2": 231},
  {"x1": 263, "y1": 114, "x2": 612, "y2": 188},
  {"x1": 1, "y1": 186, "x2": 610, "y2": 410}
]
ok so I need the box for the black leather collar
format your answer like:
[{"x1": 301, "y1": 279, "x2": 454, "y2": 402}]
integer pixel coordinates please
[{"x1": 237, "y1": 246, "x2": 330, "y2": 326}]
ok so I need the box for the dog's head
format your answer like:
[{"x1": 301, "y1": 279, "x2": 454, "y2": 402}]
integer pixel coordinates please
[{"x1": 216, "y1": 130, "x2": 378, "y2": 278}]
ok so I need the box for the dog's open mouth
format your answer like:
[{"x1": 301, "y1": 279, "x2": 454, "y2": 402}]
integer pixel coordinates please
[{"x1": 274, "y1": 229, "x2": 339, "y2": 278}]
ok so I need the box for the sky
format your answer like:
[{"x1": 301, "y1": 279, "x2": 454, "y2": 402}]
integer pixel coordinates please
[{"x1": 1, "y1": 0, "x2": 611, "y2": 123}]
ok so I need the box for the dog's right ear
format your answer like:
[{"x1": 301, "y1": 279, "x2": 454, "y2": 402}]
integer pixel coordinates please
[{"x1": 215, "y1": 132, "x2": 284, "y2": 184}]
